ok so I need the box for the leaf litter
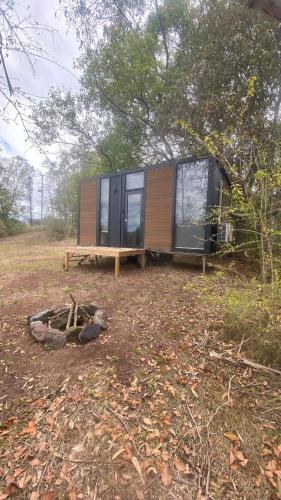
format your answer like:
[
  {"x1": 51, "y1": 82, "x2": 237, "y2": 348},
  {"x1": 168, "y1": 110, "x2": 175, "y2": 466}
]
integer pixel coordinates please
[{"x1": 0, "y1": 236, "x2": 280, "y2": 499}]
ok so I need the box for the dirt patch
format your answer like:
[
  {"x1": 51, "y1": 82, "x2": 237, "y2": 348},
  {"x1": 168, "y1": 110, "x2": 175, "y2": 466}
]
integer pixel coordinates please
[{"x1": 0, "y1": 232, "x2": 280, "y2": 499}]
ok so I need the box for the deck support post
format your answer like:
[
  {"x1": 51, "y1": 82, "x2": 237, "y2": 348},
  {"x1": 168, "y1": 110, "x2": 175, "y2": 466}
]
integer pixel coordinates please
[
  {"x1": 64, "y1": 251, "x2": 70, "y2": 271},
  {"x1": 140, "y1": 253, "x2": 146, "y2": 270},
  {"x1": 202, "y1": 256, "x2": 207, "y2": 274},
  {"x1": 115, "y1": 256, "x2": 120, "y2": 278}
]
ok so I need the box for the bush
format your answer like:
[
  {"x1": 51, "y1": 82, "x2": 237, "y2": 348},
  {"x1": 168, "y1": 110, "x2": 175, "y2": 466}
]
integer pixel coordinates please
[
  {"x1": 221, "y1": 286, "x2": 281, "y2": 368},
  {"x1": 0, "y1": 219, "x2": 8, "y2": 238},
  {"x1": 45, "y1": 217, "x2": 73, "y2": 241},
  {"x1": 6, "y1": 218, "x2": 27, "y2": 236}
]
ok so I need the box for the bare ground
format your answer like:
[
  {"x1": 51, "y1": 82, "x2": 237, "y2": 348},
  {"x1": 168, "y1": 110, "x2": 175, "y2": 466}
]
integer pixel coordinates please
[{"x1": 0, "y1": 231, "x2": 280, "y2": 500}]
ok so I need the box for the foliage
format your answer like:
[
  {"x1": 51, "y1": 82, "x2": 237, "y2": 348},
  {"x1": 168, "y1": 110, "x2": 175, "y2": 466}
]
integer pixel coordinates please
[
  {"x1": 5, "y1": 218, "x2": 28, "y2": 236},
  {"x1": 0, "y1": 218, "x2": 7, "y2": 238},
  {"x1": 44, "y1": 217, "x2": 72, "y2": 241},
  {"x1": 42, "y1": 150, "x2": 104, "y2": 238},
  {"x1": 33, "y1": 0, "x2": 280, "y2": 170},
  {"x1": 220, "y1": 285, "x2": 281, "y2": 368},
  {"x1": 0, "y1": 155, "x2": 34, "y2": 226},
  {"x1": 179, "y1": 72, "x2": 281, "y2": 283}
]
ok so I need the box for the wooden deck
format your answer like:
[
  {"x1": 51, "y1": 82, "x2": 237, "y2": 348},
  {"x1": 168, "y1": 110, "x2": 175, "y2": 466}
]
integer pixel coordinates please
[{"x1": 64, "y1": 246, "x2": 146, "y2": 278}]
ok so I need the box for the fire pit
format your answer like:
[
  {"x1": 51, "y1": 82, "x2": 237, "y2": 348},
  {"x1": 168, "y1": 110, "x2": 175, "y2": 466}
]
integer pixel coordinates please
[{"x1": 28, "y1": 294, "x2": 108, "y2": 349}]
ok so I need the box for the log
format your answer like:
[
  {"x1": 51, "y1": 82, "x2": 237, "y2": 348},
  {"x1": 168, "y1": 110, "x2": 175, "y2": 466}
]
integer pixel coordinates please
[
  {"x1": 74, "y1": 303, "x2": 78, "y2": 328},
  {"x1": 66, "y1": 303, "x2": 74, "y2": 330},
  {"x1": 209, "y1": 350, "x2": 281, "y2": 376}
]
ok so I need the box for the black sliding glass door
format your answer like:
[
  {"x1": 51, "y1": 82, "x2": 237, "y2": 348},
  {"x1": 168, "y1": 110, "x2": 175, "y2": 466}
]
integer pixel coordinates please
[
  {"x1": 123, "y1": 171, "x2": 144, "y2": 248},
  {"x1": 125, "y1": 190, "x2": 143, "y2": 247}
]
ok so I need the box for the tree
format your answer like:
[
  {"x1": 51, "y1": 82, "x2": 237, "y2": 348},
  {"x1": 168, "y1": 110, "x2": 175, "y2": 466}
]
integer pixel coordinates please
[
  {"x1": 33, "y1": 0, "x2": 280, "y2": 170},
  {"x1": 0, "y1": 155, "x2": 34, "y2": 222}
]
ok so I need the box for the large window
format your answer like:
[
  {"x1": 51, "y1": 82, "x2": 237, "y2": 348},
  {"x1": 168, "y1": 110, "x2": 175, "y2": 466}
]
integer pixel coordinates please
[
  {"x1": 100, "y1": 178, "x2": 109, "y2": 246},
  {"x1": 174, "y1": 160, "x2": 208, "y2": 250}
]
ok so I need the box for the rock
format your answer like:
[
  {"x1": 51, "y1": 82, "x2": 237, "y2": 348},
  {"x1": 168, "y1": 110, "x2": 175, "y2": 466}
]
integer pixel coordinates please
[
  {"x1": 83, "y1": 302, "x2": 102, "y2": 316},
  {"x1": 30, "y1": 324, "x2": 48, "y2": 343},
  {"x1": 79, "y1": 323, "x2": 101, "y2": 344},
  {"x1": 29, "y1": 320, "x2": 43, "y2": 331},
  {"x1": 65, "y1": 326, "x2": 83, "y2": 342},
  {"x1": 94, "y1": 310, "x2": 108, "y2": 329},
  {"x1": 29, "y1": 309, "x2": 54, "y2": 323},
  {"x1": 45, "y1": 329, "x2": 67, "y2": 350}
]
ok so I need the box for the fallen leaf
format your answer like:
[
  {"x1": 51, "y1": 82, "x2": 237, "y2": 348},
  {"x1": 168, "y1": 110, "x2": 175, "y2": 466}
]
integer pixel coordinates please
[
  {"x1": 42, "y1": 492, "x2": 56, "y2": 500},
  {"x1": 136, "y1": 490, "x2": 144, "y2": 500},
  {"x1": 29, "y1": 458, "x2": 41, "y2": 467},
  {"x1": 143, "y1": 417, "x2": 152, "y2": 426},
  {"x1": 255, "y1": 475, "x2": 262, "y2": 487},
  {"x1": 161, "y1": 464, "x2": 172, "y2": 487},
  {"x1": 18, "y1": 472, "x2": 27, "y2": 489},
  {"x1": 174, "y1": 457, "x2": 186, "y2": 473},
  {"x1": 235, "y1": 450, "x2": 248, "y2": 467},
  {"x1": 223, "y1": 432, "x2": 240, "y2": 442},
  {"x1": 21, "y1": 421, "x2": 36, "y2": 435},
  {"x1": 229, "y1": 449, "x2": 235, "y2": 466},
  {"x1": 131, "y1": 456, "x2": 145, "y2": 485},
  {"x1": 29, "y1": 491, "x2": 40, "y2": 500},
  {"x1": 183, "y1": 446, "x2": 192, "y2": 456}
]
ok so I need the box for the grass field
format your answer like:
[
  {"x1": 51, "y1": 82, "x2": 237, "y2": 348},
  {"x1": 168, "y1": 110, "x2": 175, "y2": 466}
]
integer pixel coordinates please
[{"x1": 0, "y1": 231, "x2": 280, "y2": 499}]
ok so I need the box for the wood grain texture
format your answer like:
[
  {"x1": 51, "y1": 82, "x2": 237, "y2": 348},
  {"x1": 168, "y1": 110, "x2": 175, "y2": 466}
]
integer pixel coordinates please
[
  {"x1": 144, "y1": 166, "x2": 174, "y2": 251},
  {"x1": 79, "y1": 179, "x2": 97, "y2": 245}
]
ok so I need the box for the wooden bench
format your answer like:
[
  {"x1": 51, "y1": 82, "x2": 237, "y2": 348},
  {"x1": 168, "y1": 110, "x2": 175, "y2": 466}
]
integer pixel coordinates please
[{"x1": 64, "y1": 246, "x2": 146, "y2": 278}]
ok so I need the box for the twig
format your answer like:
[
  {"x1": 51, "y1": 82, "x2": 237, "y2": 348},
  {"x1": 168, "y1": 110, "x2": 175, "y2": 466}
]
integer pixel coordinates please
[
  {"x1": 184, "y1": 399, "x2": 202, "y2": 443},
  {"x1": 209, "y1": 350, "x2": 281, "y2": 376},
  {"x1": 236, "y1": 335, "x2": 253, "y2": 356},
  {"x1": 49, "y1": 307, "x2": 69, "y2": 320},
  {"x1": 92, "y1": 479, "x2": 98, "y2": 500},
  {"x1": 139, "y1": 370, "x2": 155, "y2": 384},
  {"x1": 54, "y1": 453, "x2": 126, "y2": 464},
  {"x1": 80, "y1": 306, "x2": 92, "y2": 320},
  {"x1": 259, "y1": 406, "x2": 281, "y2": 415},
  {"x1": 105, "y1": 404, "x2": 140, "y2": 458},
  {"x1": 69, "y1": 293, "x2": 76, "y2": 306},
  {"x1": 205, "y1": 454, "x2": 211, "y2": 497},
  {"x1": 206, "y1": 375, "x2": 235, "y2": 429}
]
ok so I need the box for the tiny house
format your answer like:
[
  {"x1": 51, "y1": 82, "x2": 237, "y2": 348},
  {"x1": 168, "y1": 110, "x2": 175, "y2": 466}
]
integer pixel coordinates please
[{"x1": 78, "y1": 157, "x2": 231, "y2": 255}]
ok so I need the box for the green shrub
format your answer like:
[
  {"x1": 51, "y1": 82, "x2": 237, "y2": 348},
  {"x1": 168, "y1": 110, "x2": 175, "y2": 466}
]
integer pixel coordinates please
[
  {"x1": 6, "y1": 218, "x2": 27, "y2": 236},
  {"x1": 45, "y1": 217, "x2": 72, "y2": 241},
  {"x1": 0, "y1": 219, "x2": 8, "y2": 238},
  {"x1": 221, "y1": 287, "x2": 281, "y2": 368}
]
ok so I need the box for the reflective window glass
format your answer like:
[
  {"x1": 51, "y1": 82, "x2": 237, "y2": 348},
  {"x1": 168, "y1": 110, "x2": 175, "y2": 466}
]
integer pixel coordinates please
[
  {"x1": 175, "y1": 160, "x2": 208, "y2": 250},
  {"x1": 126, "y1": 172, "x2": 144, "y2": 190},
  {"x1": 100, "y1": 178, "x2": 109, "y2": 246}
]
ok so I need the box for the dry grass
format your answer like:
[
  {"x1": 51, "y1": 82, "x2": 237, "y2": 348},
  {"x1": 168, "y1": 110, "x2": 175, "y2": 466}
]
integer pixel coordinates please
[{"x1": 0, "y1": 232, "x2": 280, "y2": 499}]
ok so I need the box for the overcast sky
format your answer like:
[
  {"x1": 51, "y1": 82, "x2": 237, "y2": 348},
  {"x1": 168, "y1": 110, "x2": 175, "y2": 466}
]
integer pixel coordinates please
[{"x1": 0, "y1": 0, "x2": 80, "y2": 171}]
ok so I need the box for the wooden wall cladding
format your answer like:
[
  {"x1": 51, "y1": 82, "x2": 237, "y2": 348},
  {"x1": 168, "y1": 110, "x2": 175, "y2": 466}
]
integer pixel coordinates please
[
  {"x1": 144, "y1": 166, "x2": 174, "y2": 251},
  {"x1": 79, "y1": 179, "x2": 97, "y2": 245}
]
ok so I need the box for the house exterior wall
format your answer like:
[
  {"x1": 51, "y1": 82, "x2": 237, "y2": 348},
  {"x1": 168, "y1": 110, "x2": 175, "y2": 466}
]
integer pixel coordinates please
[
  {"x1": 144, "y1": 165, "x2": 174, "y2": 251},
  {"x1": 79, "y1": 179, "x2": 97, "y2": 245},
  {"x1": 78, "y1": 157, "x2": 230, "y2": 252}
]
